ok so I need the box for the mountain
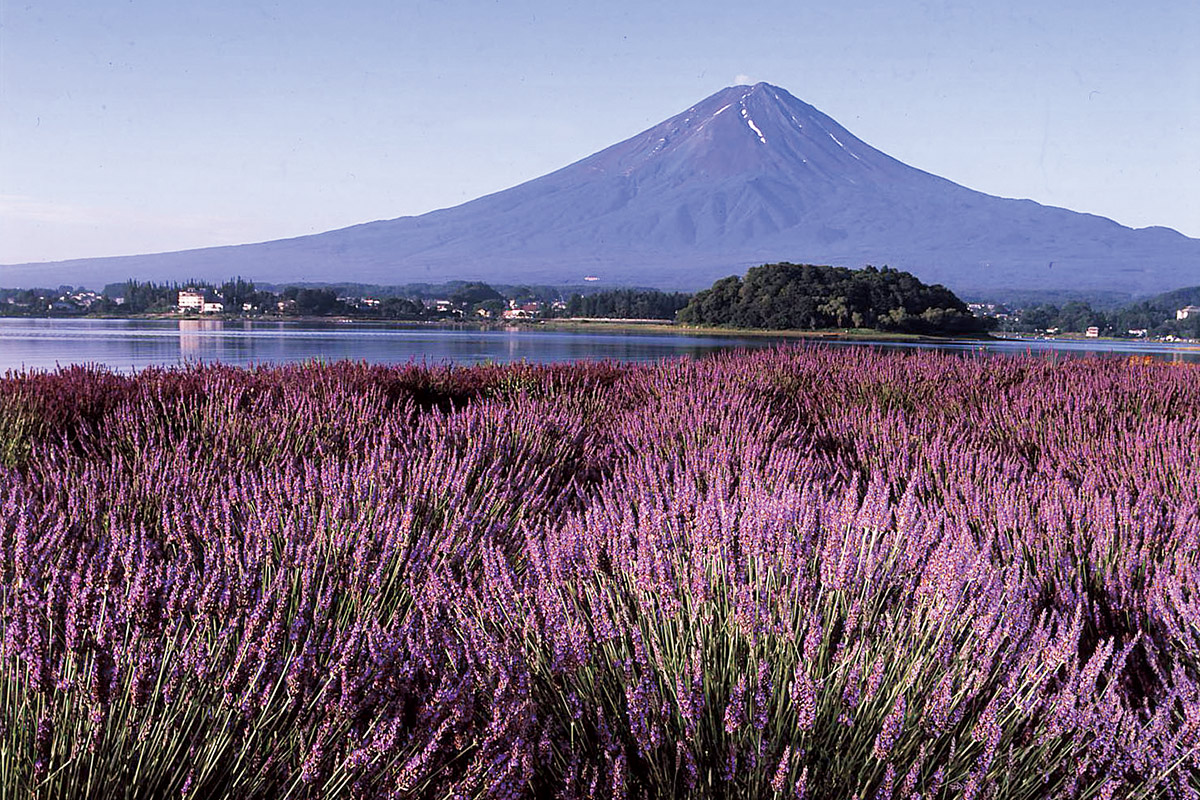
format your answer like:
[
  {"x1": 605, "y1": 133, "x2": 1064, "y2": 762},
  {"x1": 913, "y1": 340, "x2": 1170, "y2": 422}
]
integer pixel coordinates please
[{"x1": 4, "y1": 83, "x2": 1198, "y2": 295}]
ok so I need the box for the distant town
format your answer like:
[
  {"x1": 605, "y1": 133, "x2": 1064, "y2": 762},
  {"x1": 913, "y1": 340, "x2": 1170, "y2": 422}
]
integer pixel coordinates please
[
  {"x1": 964, "y1": 296, "x2": 1200, "y2": 341},
  {"x1": 0, "y1": 278, "x2": 690, "y2": 325},
  {"x1": 1, "y1": 275, "x2": 1198, "y2": 341}
]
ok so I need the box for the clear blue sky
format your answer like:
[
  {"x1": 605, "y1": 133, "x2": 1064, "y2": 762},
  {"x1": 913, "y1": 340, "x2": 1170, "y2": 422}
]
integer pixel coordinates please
[{"x1": 2, "y1": 0, "x2": 1197, "y2": 265}]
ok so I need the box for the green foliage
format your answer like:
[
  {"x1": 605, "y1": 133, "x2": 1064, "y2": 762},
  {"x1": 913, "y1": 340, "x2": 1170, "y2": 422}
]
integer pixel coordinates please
[
  {"x1": 563, "y1": 289, "x2": 692, "y2": 320},
  {"x1": 0, "y1": 395, "x2": 37, "y2": 468},
  {"x1": 109, "y1": 280, "x2": 204, "y2": 313},
  {"x1": 280, "y1": 287, "x2": 343, "y2": 315},
  {"x1": 1148, "y1": 284, "x2": 1200, "y2": 312},
  {"x1": 449, "y1": 281, "x2": 504, "y2": 307},
  {"x1": 1009, "y1": 292, "x2": 1200, "y2": 338},
  {"x1": 376, "y1": 297, "x2": 427, "y2": 319},
  {"x1": 218, "y1": 277, "x2": 268, "y2": 311},
  {"x1": 677, "y1": 263, "x2": 984, "y2": 334}
]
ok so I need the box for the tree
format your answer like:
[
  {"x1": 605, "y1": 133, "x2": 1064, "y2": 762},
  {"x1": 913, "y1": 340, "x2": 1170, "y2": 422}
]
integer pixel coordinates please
[
  {"x1": 449, "y1": 282, "x2": 503, "y2": 307},
  {"x1": 678, "y1": 276, "x2": 742, "y2": 326},
  {"x1": 677, "y1": 263, "x2": 985, "y2": 334},
  {"x1": 378, "y1": 297, "x2": 427, "y2": 319},
  {"x1": 477, "y1": 299, "x2": 507, "y2": 318},
  {"x1": 281, "y1": 287, "x2": 342, "y2": 315},
  {"x1": 219, "y1": 277, "x2": 264, "y2": 312},
  {"x1": 564, "y1": 289, "x2": 691, "y2": 320},
  {"x1": 818, "y1": 295, "x2": 852, "y2": 328}
]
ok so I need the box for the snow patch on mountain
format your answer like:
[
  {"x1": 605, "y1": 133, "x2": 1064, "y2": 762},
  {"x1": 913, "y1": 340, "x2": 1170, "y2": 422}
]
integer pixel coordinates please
[{"x1": 740, "y1": 106, "x2": 767, "y2": 144}]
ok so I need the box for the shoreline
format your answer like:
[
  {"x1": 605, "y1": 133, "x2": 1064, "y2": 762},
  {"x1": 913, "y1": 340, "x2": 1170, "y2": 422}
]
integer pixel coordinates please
[
  {"x1": 7, "y1": 312, "x2": 996, "y2": 343},
  {"x1": 6, "y1": 312, "x2": 1197, "y2": 347},
  {"x1": 534, "y1": 318, "x2": 997, "y2": 342}
]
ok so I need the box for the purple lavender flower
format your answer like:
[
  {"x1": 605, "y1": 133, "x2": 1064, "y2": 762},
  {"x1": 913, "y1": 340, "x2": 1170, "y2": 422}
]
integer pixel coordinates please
[
  {"x1": 873, "y1": 694, "x2": 906, "y2": 760},
  {"x1": 792, "y1": 668, "x2": 818, "y2": 731}
]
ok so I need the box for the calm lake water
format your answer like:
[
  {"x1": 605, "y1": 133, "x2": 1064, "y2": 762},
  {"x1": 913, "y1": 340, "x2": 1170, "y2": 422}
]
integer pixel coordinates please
[{"x1": 1, "y1": 318, "x2": 1198, "y2": 374}]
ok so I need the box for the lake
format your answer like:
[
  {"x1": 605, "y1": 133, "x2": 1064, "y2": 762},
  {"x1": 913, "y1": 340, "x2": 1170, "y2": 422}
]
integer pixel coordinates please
[{"x1": 1, "y1": 318, "x2": 1198, "y2": 373}]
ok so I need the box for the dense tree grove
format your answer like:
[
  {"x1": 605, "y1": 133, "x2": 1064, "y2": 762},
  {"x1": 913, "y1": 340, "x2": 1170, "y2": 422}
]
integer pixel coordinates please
[
  {"x1": 105, "y1": 280, "x2": 187, "y2": 313},
  {"x1": 280, "y1": 287, "x2": 342, "y2": 315},
  {"x1": 219, "y1": 278, "x2": 273, "y2": 312},
  {"x1": 375, "y1": 297, "x2": 429, "y2": 319},
  {"x1": 448, "y1": 282, "x2": 505, "y2": 307},
  {"x1": 562, "y1": 289, "x2": 692, "y2": 319},
  {"x1": 677, "y1": 263, "x2": 986, "y2": 334}
]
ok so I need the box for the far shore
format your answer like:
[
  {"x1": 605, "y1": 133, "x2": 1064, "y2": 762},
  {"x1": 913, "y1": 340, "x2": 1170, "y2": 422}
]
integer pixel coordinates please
[
  {"x1": 25, "y1": 311, "x2": 1001, "y2": 343},
  {"x1": 535, "y1": 318, "x2": 998, "y2": 342},
  {"x1": 15, "y1": 312, "x2": 1200, "y2": 347}
]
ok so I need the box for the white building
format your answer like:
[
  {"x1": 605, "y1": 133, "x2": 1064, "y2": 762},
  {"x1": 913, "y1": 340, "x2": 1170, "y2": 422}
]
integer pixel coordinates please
[
  {"x1": 1176, "y1": 305, "x2": 1200, "y2": 320},
  {"x1": 201, "y1": 302, "x2": 224, "y2": 314},
  {"x1": 177, "y1": 290, "x2": 205, "y2": 312},
  {"x1": 71, "y1": 291, "x2": 101, "y2": 307},
  {"x1": 1085, "y1": 326, "x2": 1100, "y2": 338}
]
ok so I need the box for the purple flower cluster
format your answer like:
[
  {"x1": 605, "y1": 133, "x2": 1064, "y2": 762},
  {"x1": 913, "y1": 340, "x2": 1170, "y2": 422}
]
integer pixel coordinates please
[{"x1": 1, "y1": 349, "x2": 1199, "y2": 798}]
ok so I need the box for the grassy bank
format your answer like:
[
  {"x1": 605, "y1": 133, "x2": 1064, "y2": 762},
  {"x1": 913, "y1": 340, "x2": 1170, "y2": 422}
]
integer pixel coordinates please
[{"x1": 538, "y1": 318, "x2": 997, "y2": 341}]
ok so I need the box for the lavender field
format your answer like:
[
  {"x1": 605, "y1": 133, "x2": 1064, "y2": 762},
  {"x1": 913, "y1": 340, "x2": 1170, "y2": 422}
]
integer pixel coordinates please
[{"x1": 1, "y1": 347, "x2": 1198, "y2": 799}]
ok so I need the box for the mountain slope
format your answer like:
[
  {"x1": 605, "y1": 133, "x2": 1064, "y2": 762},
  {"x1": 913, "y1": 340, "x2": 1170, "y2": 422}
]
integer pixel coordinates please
[{"x1": 4, "y1": 83, "x2": 1198, "y2": 294}]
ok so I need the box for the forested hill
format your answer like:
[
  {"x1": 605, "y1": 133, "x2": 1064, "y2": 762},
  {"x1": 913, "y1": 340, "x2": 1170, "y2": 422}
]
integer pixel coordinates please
[{"x1": 677, "y1": 263, "x2": 986, "y2": 334}]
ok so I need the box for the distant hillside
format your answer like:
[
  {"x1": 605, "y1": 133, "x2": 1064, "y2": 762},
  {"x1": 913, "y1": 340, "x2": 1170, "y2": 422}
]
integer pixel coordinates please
[
  {"x1": 1148, "y1": 285, "x2": 1200, "y2": 311},
  {"x1": 4, "y1": 82, "x2": 1198, "y2": 295},
  {"x1": 970, "y1": 284, "x2": 1200, "y2": 311},
  {"x1": 961, "y1": 289, "x2": 1137, "y2": 310}
]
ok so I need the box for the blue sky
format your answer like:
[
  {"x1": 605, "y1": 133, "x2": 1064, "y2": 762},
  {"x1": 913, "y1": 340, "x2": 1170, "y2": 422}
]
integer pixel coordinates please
[{"x1": 2, "y1": 0, "x2": 1197, "y2": 265}]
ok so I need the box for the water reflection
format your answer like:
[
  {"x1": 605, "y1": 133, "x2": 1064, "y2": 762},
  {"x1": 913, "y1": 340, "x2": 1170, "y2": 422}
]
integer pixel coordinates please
[
  {"x1": 0, "y1": 318, "x2": 1197, "y2": 374},
  {"x1": 178, "y1": 319, "x2": 226, "y2": 359}
]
